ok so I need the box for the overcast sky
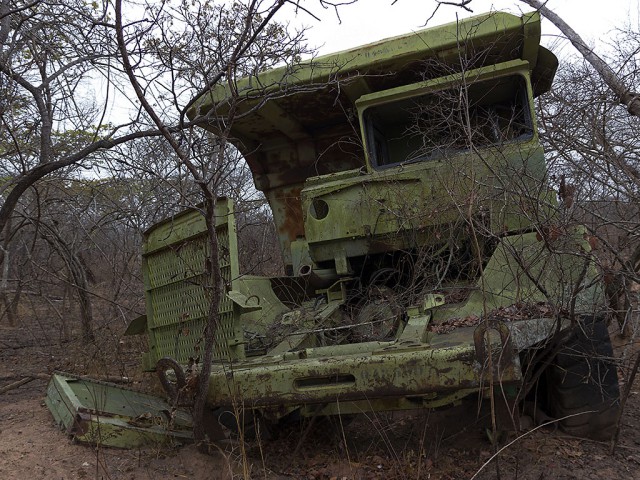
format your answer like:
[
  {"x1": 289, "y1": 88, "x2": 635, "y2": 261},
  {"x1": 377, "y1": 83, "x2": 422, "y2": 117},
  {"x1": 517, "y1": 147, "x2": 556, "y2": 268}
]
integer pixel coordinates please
[
  {"x1": 103, "y1": 1, "x2": 638, "y2": 123},
  {"x1": 287, "y1": 0, "x2": 639, "y2": 60}
]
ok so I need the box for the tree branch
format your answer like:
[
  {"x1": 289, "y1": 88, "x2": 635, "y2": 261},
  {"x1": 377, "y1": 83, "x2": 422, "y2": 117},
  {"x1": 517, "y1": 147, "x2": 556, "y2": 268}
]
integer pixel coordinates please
[{"x1": 520, "y1": 0, "x2": 640, "y2": 116}]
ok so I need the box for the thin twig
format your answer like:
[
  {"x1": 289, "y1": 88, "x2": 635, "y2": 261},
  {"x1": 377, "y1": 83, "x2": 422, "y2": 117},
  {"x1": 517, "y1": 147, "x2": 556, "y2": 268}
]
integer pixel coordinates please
[
  {"x1": 470, "y1": 411, "x2": 596, "y2": 480},
  {"x1": 0, "y1": 376, "x2": 35, "y2": 394},
  {"x1": 611, "y1": 349, "x2": 640, "y2": 454}
]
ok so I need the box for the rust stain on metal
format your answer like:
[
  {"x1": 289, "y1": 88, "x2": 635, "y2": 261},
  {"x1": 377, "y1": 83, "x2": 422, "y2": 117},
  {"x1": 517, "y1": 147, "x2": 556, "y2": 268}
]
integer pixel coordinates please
[{"x1": 274, "y1": 186, "x2": 304, "y2": 242}]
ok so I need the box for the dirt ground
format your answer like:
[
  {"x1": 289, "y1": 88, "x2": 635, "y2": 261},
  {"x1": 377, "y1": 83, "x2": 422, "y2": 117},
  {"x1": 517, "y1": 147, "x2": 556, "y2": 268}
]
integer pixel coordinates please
[{"x1": 2, "y1": 319, "x2": 640, "y2": 480}]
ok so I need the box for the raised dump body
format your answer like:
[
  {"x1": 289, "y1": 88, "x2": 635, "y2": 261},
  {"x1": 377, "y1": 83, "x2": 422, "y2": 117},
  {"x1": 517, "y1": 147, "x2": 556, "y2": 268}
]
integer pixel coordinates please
[{"x1": 132, "y1": 11, "x2": 619, "y2": 440}]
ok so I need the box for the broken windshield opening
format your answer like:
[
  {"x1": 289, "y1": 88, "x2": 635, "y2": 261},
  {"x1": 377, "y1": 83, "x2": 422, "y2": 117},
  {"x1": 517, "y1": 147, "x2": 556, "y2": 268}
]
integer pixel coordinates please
[{"x1": 364, "y1": 75, "x2": 533, "y2": 168}]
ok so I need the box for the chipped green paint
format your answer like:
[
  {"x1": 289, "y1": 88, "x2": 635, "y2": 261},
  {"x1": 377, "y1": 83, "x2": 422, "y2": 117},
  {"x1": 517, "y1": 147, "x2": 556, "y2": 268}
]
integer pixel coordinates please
[
  {"x1": 45, "y1": 373, "x2": 192, "y2": 448},
  {"x1": 189, "y1": 11, "x2": 558, "y2": 270},
  {"x1": 127, "y1": 12, "x2": 603, "y2": 427},
  {"x1": 140, "y1": 198, "x2": 241, "y2": 369}
]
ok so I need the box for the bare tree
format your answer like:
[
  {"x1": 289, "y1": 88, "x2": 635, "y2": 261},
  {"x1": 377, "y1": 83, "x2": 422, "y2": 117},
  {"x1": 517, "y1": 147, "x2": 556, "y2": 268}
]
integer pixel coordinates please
[
  {"x1": 425, "y1": 1, "x2": 640, "y2": 115},
  {"x1": 426, "y1": 1, "x2": 640, "y2": 457},
  {"x1": 0, "y1": 0, "x2": 224, "y2": 253},
  {"x1": 113, "y1": 0, "x2": 311, "y2": 449},
  {"x1": 518, "y1": 0, "x2": 640, "y2": 116}
]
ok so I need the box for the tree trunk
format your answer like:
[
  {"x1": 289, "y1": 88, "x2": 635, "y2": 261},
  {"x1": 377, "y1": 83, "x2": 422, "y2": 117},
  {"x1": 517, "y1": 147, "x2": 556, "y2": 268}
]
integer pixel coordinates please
[
  {"x1": 520, "y1": 0, "x2": 640, "y2": 116},
  {"x1": 40, "y1": 228, "x2": 95, "y2": 342},
  {"x1": 192, "y1": 195, "x2": 223, "y2": 451},
  {"x1": 70, "y1": 255, "x2": 95, "y2": 343}
]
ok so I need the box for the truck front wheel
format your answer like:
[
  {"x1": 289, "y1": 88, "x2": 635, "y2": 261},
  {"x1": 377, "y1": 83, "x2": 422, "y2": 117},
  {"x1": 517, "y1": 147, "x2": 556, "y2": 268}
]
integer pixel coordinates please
[{"x1": 548, "y1": 316, "x2": 621, "y2": 440}]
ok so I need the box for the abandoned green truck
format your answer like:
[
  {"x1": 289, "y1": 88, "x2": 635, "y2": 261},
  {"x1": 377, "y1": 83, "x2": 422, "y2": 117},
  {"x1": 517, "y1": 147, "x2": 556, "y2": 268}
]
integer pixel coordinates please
[{"x1": 125, "y1": 11, "x2": 620, "y2": 442}]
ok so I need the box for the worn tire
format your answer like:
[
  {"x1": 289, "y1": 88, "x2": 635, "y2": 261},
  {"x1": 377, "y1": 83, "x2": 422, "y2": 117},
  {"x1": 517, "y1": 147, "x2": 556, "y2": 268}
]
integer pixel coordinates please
[{"x1": 548, "y1": 316, "x2": 620, "y2": 440}]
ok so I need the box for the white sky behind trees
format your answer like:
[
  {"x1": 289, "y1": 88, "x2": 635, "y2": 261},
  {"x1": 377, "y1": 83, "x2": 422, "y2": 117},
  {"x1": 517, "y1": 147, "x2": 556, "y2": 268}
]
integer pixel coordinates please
[
  {"x1": 103, "y1": 0, "x2": 638, "y2": 123},
  {"x1": 292, "y1": 0, "x2": 639, "y2": 59}
]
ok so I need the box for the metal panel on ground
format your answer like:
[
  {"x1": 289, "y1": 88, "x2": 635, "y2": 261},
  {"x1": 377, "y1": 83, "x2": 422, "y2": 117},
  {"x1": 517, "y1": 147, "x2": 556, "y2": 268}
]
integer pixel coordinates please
[{"x1": 45, "y1": 373, "x2": 193, "y2": 448}]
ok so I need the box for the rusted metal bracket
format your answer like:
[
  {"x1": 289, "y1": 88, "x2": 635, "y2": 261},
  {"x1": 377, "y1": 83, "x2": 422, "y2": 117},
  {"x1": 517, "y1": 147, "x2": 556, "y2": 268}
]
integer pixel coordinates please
[{"x1": 473, "y1": 320, "x2": 514, "y2": 369}]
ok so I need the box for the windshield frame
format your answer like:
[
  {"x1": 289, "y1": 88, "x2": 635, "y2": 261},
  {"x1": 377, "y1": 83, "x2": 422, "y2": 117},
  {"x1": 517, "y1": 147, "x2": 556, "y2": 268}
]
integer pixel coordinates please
[{"x1": 356, "y1": 60, "x2": 537, "y2": 171}]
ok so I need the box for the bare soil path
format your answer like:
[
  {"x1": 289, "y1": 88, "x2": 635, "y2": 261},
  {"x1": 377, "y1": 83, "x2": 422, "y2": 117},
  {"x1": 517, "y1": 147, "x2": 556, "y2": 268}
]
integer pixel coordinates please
[{"x1": 2, "y1": 321, "x2": 640, "y2": 479}]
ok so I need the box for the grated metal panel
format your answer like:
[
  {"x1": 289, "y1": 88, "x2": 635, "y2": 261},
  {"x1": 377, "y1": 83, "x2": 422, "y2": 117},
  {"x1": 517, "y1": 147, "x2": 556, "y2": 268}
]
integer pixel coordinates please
[
  {"x1": 142, "y1": 199, "x2": 241, "y2": 367},
  {"x1": 146, "y1": 240, "x2": 208, "y2": 290},
  {"x1": 149, "y1": 276, "x2": 208, "y2": 328}
]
